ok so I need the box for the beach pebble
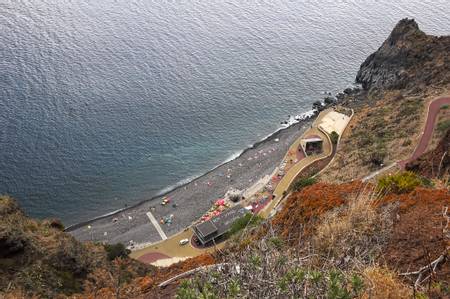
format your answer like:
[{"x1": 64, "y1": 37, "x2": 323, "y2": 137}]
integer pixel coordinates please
[{"x1": 128, "y1": 216, "x2": 133, "y2": 220}]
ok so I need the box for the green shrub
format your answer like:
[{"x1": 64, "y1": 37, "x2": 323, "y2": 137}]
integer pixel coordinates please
[
  {"x1": 227, "y1": 213, "x2": 263, "y2": 236},
  {"x1": 441, "y1": 105, "x2": 449, "y2": 110},
  {"x1": 377, "y1": 171, "x2": 422, "y2": 194},
  {"x1": 104, "y1": 243, "x2": 130, "y2": 261},
  {"x1": 292, "y1": 176, "x2": 317, "y2": 192},
  {"x1": 330, "y1": 131, "x2": 339, "y2": 145},
  {"x1": 437, "y1": 119, "x2": 450, "y2": 132},
  {"x1": 420, "y1": 176, "x2": 434, "y2": 188},
  {"x1": 402, "y1": 139, "x2": 412, "y2": 146},
  {"x1": 369, "y1": 150, "x2": 386, "y2": 168}
]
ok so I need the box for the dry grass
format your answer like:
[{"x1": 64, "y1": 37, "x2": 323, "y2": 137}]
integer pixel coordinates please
[
  {"x1": 313, "y1": 191, "x2": 393, "y2": 266},
  {"x1": 320, "y1": 87, "x2": 450, "y2": 183},
  {"x1": 362, "y1": 266, "x2": 412, "y2": 299},
  {"x1": 429, "y1": 103, "x2": 450, "y2": 150}
]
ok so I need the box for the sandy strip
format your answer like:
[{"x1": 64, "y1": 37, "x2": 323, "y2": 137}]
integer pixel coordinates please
[{"x1": 151, "y1": 256, "x2": 189, "y2": 267}]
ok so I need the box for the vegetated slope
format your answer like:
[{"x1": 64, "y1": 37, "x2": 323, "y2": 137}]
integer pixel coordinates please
[
  {"x1": 169, "y1": 178, "x2": 449, "y2": 298},
  {"x1": 380, "y1": 187, "x2": 450, "y2": 292},
  {"x1": 321, "y1": 90, "x2": 427, "y2": 182},
  {"x1": 271, "y1": 181, "x2": 364, "y2": 243},
  {"x1": 406, "y1": 129, "x2": 450, "y2": 179},
  {"x1": 0, "y1": 196, "x2": 153, "y2": 298},
  {"x1": 321, "y1": 18, "x2": 450, "y2": 183}
]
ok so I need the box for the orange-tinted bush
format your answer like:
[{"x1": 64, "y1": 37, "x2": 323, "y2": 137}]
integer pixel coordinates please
[{"x1": 272, "y1": 181, "x2": 365, "y2": 242}]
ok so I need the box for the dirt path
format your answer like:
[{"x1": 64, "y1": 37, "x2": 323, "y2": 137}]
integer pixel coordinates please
[{"x1": 398, "y1": 96, "x2": 450, "y2": 168}]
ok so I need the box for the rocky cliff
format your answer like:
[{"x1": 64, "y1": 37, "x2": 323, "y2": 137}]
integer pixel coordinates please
[{"x1": 356, "y1": 18, "x2": 450, "y2": 90}]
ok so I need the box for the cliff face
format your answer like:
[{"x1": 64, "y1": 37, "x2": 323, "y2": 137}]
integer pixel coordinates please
[{"x1": 356, "y1": 18, "x2": 450, "y2": 90}]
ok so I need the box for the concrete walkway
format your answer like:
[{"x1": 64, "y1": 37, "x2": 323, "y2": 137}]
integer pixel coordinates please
[
  {"x1": 260, "y1": 127, "x2": 332, "y2": 218},
  {"x1": 131, "y1": 109, "x2": 343, "y2": 265},
  {"x1": 146, "y1": 212, "x2": 168, "y2": 240}
]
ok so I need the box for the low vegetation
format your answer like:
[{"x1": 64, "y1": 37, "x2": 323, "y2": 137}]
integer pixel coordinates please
[
  {"x1": 330, "y1": 131, "x2": 339, "y2": 145},
  {"x1": 0, "y1": 196, "x2": 153, "y2": 298},
  {"x1": 227, "y1": 213, "x2": 263, "y2": 237},
  {"x1": 104, "y1": 243, "x2": 131, "y2": 261},
  {"x1": 437, "y1": 119, "x2": 450, "y2": 132},
  {"x1": 171, "y1": 182, "x2": 449, "y2": 298},
  {"x1": 320, "y1": 90, "x2": 428, "y2": 182},
  {"x1": 377, "y1": 171, "x2": 423, "y2": 194},
  {"x1": 291, "y1": 176, "x2": 317, "y2": 192}
]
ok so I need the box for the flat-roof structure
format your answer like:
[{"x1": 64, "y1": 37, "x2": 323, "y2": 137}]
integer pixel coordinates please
[
  {"x1": 318, "y1": 110, "x2": 350, "y2": 136},
  {"x1": 300, "y1": 134, "x2": 323, "y2": 156},
  {"x1": 193, "y1": 205, "x2": 248, "y2": 245}
]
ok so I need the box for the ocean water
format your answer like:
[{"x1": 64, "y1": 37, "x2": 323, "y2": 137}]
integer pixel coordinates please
[{"x1": 1, "y1": 0, "x2": 449, "y2": 225}]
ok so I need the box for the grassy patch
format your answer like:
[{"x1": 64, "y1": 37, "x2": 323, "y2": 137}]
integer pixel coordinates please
[
  {"x1": 398, "y1": 98, "x2": 422, "y2": 118},
  {"x1": 292, "y1": 176, "x2": 317, "y2": 192},
  {"x1": 227, "y1": 213, "x2": 263, "y2": 236},
  {"x1": 377, "y1": 171, "x2": 422, "y2": 194},
  {"x1": 437, "y1": 119, "x2": 450, "y2": 132}
]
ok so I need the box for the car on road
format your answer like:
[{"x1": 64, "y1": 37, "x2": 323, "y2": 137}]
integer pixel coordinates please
[{"x1": 179, "y1": 238, "x2": 189, "y2": 246}]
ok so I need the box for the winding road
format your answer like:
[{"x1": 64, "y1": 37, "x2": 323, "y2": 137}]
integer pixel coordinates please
[
  {"x1": 363, "y1": 96, "x2": 450, "y2": 181},
  {"x1": 398, "y1": 96, "x2": 450, "y2": 168}
]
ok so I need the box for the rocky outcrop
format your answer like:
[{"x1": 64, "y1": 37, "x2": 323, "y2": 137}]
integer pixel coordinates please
[{"x1": 356, "y1": 19, "x2": 450, "y2": 90}]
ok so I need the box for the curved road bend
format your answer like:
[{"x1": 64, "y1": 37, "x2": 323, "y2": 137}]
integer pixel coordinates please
[{"x1": 398, "y1": 96, "x2": 450, "y2": 168}]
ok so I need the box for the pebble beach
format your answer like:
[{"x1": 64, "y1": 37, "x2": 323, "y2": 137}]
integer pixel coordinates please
[{"x1": 67, "y1": 118, "x2": 313, "y2": 246}]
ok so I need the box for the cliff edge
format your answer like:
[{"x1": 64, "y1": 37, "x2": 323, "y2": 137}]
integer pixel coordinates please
[{"x1": 356, "y1": 18, "x2": 450, "y2": 90}]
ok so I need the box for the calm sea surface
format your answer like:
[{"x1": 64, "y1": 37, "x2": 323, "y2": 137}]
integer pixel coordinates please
[{"x1": 1, "y1": 0, "x2": 449, "y2": 224}]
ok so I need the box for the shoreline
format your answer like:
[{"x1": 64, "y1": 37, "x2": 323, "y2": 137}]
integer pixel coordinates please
[
  {"x1": 65, "y1": 110, "x2": 316, "y2": 233},
  {"x1": 67, "y1": 112, "x2": 316, "y2": 246}
]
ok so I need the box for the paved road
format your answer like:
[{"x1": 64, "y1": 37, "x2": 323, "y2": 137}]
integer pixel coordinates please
[
  {"x1": 362, "y1": 96, "x2": 450, "y2": 181},
  {"x1": 398, "y1": 96, "x2": 450, "y2": 168}
]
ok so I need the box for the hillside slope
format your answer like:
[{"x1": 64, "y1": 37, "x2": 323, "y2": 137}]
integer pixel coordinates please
[
  {"x1": 1, "y1": 18, "x2": 449, "y2": 299},
  {"x1": 0, "y1": 196, "x2": 153, "y2": 298},
  {"x1": 321, "y1": 19, "x2": 450, "y2": 183}
]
